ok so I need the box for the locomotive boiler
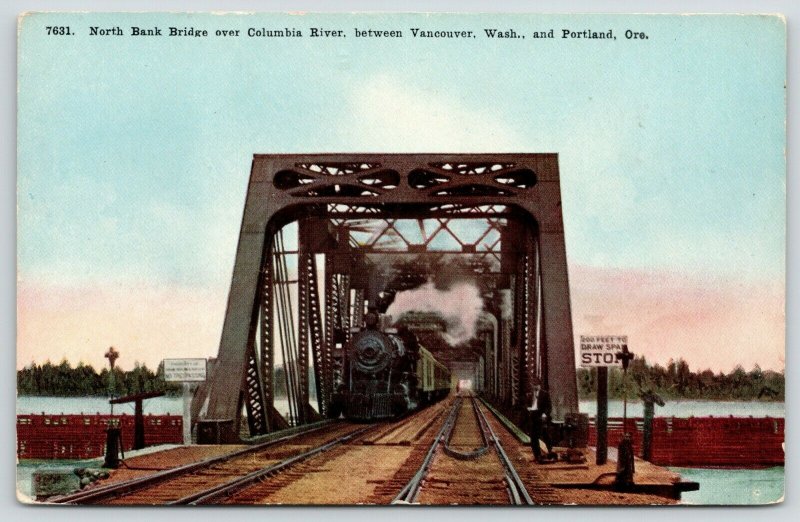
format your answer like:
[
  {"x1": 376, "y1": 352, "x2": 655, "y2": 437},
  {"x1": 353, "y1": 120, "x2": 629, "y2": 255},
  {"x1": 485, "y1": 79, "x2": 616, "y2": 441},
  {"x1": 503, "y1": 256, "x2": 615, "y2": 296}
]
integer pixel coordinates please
[{"x1": 330, "y1": 313, "x2": 451, "y2": 421}]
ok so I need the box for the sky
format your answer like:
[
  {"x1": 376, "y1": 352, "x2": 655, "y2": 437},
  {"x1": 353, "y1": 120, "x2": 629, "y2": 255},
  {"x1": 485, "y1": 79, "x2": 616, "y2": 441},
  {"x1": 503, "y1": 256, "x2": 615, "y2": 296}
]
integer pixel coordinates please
[{"x1": 17, "y1": 13, "x2": 785, "y2": 372}]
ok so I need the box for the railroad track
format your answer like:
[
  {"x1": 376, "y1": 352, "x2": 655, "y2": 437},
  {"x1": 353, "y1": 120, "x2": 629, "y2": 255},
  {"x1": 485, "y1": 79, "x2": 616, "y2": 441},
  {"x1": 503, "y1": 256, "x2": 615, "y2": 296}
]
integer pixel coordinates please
[
  {"x1": 177, "y1": 425, "x2": 373, "y2": 505},
  {"x1": 474, "y1": 397, "x2": 534, "y2": 505},
  {"x1": 389, "y1": 399, "x2": 458, "y2": 504},
  {"x1": 53, "y1": 402, "x2": 453, "y2": 505},
  {"x1": 477, "y1": 396, "x2": 564, "y2": 505},
  {"x1": 393, "y1": 394, "x2": 533, "y2": 505},
  {"x1": 50, "y1": 421, "x2": 368, "y2": 505},
  {"x1": 49, "y1": 397, "x2": 539, "y2": 505},
  {"x1": 215, "y1": 403, "x2": 451, "y2": 504},
  {"x1": 443, "y1": 396, "x2": 490, "y2": 460}
]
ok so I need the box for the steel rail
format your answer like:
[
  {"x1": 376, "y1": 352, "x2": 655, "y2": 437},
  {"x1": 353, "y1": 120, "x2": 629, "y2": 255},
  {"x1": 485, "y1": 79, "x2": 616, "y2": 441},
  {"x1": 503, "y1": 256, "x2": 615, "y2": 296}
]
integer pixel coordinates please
[
  {"x1": 473, "y1": 399, "x2": 534, "y2": 505},
  {"x1": 442, "y1": 396, "x2": 490, "y2": 460},
  {"x1": 392, "y1": 398, "x2": 460, "y2": 504},
  {"x1": 175, "y1": 425, "x2": 375, "y2": 505},
  {"x1": 50, "y1": 420, "x2": 337, "y2": 504}
]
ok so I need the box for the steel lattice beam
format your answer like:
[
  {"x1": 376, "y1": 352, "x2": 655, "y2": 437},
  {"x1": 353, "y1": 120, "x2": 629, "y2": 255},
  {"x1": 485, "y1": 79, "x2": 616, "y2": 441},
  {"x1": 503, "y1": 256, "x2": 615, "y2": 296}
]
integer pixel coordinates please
[
  {"x1": 243, "y1": 346, "x2": 267, "y2": 435},
  {"x1": 257, "y1": 252, "x2": 290, "y2": 432}
]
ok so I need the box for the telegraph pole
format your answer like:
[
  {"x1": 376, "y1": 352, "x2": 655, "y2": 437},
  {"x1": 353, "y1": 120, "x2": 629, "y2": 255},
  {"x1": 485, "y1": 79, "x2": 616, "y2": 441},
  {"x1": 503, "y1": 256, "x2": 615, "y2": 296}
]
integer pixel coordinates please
[
  {"x1": 103, "y1": 346, "x2": 122, "y2": 468},
  {"x1": 105, "y1": 346, "x2": 119, "y2": 414}
]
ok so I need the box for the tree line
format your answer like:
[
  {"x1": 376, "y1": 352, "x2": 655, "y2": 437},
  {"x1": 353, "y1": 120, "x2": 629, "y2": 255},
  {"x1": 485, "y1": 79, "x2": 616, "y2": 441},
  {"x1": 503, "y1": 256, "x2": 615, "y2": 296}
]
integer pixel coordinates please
[
  {"x1": 19, "y1": 356, "x2": 784, "y2": 401},
  {"x1": 576, "y1": 356, "x2": 784, "y2": 401},
  {"x1": 17, "y1": 359, "x2": 315, "y2": 398},
  {"x1": 17, "y1": 360, "x2": 183, "y2": 397}
]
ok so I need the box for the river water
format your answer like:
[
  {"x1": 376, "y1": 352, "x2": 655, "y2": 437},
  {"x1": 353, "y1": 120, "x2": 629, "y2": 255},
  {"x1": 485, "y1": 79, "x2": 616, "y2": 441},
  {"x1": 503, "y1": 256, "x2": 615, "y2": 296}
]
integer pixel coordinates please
[
  {"x1": 669, "y1": 466, "x2": 784, "y2": 505},
  {"x1": 577, "y1": 399, "x2": 785, "y2": 418},
  {"x1": 16, "y1": 395, "x2": 295, "y2": 417},
  {"x1": 16, "y1": 396, "x2": 785, "y2": 504},
  {"x1": 17, "y1": 395, "x2": 786, "y2": 419}
]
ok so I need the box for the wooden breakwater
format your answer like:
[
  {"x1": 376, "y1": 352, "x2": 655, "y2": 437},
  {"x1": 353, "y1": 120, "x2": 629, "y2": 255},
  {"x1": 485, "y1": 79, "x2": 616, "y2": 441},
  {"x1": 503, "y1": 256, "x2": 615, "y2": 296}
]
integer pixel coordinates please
[
  {"x1": 17, "y1": 413, "x2": 183, "y2": 460},
  {"x1": 588, "y1": 416, "x2": 784, "y2": 467},
  {"x1": 17, "y1": 413, "x2": 785, "y2": 467}
]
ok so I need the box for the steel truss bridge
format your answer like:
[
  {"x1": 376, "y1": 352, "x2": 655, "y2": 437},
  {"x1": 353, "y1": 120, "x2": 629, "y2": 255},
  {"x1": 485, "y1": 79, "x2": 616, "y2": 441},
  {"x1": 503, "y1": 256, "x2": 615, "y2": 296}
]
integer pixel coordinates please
[{"x1": 193, "y1": 154, "x2": 578, "y2": 443}]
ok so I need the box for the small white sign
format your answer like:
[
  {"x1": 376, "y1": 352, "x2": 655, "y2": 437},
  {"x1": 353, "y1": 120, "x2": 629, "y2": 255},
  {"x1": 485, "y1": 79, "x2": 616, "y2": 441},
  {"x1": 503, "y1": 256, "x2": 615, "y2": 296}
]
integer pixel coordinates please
[
  {"x1": 579, "y1": 335, "x2": 628, "y2": 367},
  {"x1": 164, "y1": 358, "x2": 207, "y2": 382}
]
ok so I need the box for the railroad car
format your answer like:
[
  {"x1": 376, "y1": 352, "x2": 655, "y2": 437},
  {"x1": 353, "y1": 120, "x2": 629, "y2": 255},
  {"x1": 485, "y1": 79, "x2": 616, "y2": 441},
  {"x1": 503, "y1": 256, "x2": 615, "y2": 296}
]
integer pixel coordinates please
[{"x1": 330, "y1": 313, "x2": 451, "y2": 421}]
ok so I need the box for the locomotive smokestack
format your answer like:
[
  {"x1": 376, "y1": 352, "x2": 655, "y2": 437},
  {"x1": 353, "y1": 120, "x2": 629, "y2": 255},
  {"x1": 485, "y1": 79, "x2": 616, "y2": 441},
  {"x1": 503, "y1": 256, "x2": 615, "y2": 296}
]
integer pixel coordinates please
[{"x1": 364, "y1": 311, "x2": 379, "y2": 329}]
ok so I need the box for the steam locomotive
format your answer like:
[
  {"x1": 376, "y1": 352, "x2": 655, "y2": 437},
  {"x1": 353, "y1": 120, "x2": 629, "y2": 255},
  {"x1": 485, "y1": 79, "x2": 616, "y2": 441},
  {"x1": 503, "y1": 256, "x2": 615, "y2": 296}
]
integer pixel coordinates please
[{"x1": 330, "y1": 313, "x2": 451, "y2": 421}]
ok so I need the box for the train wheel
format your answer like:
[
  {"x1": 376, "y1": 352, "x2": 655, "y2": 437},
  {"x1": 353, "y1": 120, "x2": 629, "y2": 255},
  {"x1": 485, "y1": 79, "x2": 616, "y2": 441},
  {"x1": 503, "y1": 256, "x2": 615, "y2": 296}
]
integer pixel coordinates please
[{"x1": 391, "y1": 397, "x2": 408, "y2": 417}]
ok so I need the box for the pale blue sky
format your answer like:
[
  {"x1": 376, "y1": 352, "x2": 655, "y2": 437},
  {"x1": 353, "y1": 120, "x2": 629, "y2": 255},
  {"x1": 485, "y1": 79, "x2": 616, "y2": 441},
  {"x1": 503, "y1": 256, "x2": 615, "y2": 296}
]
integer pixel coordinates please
[{"x1": 18, "y1": 13, "x2": 786, "y2": 288}]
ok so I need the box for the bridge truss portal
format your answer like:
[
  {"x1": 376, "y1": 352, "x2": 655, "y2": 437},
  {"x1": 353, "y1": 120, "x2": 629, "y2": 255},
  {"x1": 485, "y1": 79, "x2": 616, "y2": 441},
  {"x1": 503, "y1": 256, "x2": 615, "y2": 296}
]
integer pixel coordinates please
[{"x1": 194, "y1": 154, "x2": 578, "y2": 443}]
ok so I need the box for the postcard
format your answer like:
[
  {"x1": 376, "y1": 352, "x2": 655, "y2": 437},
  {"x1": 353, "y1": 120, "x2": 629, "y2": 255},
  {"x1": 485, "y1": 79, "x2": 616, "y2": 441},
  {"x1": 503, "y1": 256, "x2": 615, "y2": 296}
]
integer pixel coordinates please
[{"x1": 16, "y1": 12, "x2": 785, "y2": 506}]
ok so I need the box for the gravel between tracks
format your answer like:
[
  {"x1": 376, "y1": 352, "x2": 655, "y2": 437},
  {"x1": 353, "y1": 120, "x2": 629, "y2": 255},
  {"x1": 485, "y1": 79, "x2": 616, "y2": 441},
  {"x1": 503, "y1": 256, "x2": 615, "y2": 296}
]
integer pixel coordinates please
[
  {"x1": 416, "y1": 398, "x2": 509, "y2": 505},
  {"x1": 79, "y1": 423, "x2": 363, "y2": 505},
  {"x1": 220, "y1": 402, "x2": 451, "y2": 504}
]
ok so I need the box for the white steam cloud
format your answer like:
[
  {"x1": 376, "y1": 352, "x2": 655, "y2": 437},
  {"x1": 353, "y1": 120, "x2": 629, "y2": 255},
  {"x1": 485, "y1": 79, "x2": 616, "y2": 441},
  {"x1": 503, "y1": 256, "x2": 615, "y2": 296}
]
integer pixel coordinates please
[{"x1": 386, "y1": 281, "x2": 484, "y2": 345}]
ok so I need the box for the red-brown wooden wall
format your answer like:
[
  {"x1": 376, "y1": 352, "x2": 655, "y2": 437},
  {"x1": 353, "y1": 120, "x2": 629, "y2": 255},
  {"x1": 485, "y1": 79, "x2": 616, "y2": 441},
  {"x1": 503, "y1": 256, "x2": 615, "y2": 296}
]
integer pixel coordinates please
[
  {"x1": 17, "y1": 414, "x2": 183, "y2": 460},
  {"x1": 588, "y1": 417, "x2": 784, "y2": 467},
  {"x1": 18, "y1": 414, "x2": 785, "y2": 466}
]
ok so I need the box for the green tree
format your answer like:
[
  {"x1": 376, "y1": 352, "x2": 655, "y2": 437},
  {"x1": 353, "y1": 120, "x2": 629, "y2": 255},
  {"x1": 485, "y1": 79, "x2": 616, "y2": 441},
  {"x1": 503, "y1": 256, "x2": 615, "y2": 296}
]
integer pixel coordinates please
[{"x1": 575, "y1": 358, "x2": 783, "y2": 402}]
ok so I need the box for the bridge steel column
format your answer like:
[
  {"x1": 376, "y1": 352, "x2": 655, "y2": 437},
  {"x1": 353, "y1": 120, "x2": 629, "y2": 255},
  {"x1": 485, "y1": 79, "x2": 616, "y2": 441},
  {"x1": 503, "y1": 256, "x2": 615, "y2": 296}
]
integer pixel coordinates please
[
  {"x1": 481, "y1": 312, "x2": 498, "y2": 398},
  {"x1": 197, "y1": 154, "x2": 578, "y2": 443},
  {"x1": 323, "y1": 257, "x2": 338, "y2": 417},
  {"x1": 521, "y1": 164, "x2": 578, "y2": 422},
  {"x1": 500, "y1": 315, "x2": 512, "y2": 406},
  {"x1": 196, "y1": 160, "x2": 272, "y2": 443},
  {"x1": 512, "y1": 264, "x2": 524, "y2": 407}
]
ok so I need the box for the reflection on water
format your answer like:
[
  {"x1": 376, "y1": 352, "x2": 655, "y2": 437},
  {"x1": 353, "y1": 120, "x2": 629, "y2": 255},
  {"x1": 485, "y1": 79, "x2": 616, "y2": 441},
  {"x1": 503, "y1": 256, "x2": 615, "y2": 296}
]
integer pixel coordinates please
[
  {"x1": 18, "y1": 396, "x2": 785, "y2": 419},
  {"x1": 16, "y1": 396, "x2": 295, "y2": 417},
  {"x1": 16, "y1": 395, "x2": 182, "y2": 415},
  {"x1": 16, "y1": 460, "x2": 90, "y2": 502},
  {"x1": 579, "y1": 399, "x2": 785, "y2": 418},
  {"x1": 670, "y1": 466, "x2": 784, "y2": 505}
]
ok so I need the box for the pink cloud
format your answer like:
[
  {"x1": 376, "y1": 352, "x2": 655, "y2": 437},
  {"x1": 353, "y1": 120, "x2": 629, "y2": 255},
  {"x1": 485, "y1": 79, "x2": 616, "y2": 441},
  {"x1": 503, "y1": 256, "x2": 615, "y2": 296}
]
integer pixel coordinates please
[
  {"x1": 570, "y1": 266, "x2": 785, "y2": 372},
  {"x1": 17, "y1": 265, "x2": 785, "y2": 375},
  {"x1": 17, "y1": 281, "x2": 228, "y2": 371}
]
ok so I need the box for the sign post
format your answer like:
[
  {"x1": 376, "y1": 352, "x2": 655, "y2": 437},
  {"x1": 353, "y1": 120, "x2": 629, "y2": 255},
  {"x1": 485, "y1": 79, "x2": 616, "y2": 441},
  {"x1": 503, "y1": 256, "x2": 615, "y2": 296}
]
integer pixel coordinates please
[
  {"x1": 182, "y1": 383, "x2": 192, "y2": 444},
  {"x1": 596, "y1": 366, "x2": 608, "y2": 465},
  {"x1": 614, "y1": 343, "x2": 636, "y2": 489},
  {"x1": 580, "y1": 335, "x2": 627, "y2": 466},
  {"x1": 163, "y1": 358, "x2": 207, "y2": 445}
]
